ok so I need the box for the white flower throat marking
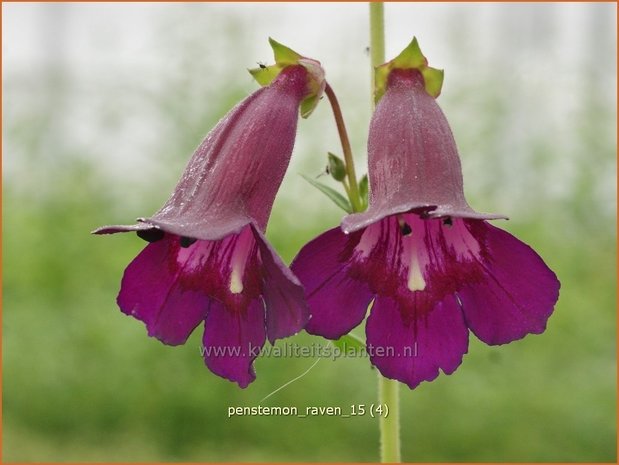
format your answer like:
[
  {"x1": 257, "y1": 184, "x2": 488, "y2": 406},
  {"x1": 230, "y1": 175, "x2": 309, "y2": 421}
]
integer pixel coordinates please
[
  {"x1": 398, "y1": 217, "x2": 427, "y2": 293},
  {"x1": 229, "y1": 228, "x2": 254, "y2": 294},
  {"x1": 398, "y1": 223, "x2": 426, "y2": 292},
  {"x1": 407, "y1": 251, "x2": 426, "y2": 292}
]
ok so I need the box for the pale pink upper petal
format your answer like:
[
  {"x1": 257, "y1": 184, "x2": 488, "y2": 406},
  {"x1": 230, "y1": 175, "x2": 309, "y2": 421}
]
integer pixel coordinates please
[
  {"x1": 343, "y1": 68, "x2": 502, "y2": 234},
  {"x1": 93, "y1": 65, "x2": 311, "y2": 240}
]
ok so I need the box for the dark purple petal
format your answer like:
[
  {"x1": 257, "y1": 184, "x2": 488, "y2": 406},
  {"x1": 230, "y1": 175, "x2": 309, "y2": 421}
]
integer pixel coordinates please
[
  {"x1": 117, "y1": 235, "x2": 210, "y2": 346},
  {"x1": 252, "y1": 226, "x2": 309, "y2": 343},
  {"x1": 291, "y1": 227, "x2": 373, "y2": 339},
  {"x1": 457, "y1": 220, "x2": 560, "y2": 345},
  {"x1": 117, "y1": 225, "x2": 263, "y2": 345},
  {"x1": 202, "y1": 299, "x2": 266, "y2": 389},
  {"x1": 366, "y1": 294, "x2": 469, "y2": 389},
  {"x1": 343, "y1": 68, "x2": 502, "y2": 234}
]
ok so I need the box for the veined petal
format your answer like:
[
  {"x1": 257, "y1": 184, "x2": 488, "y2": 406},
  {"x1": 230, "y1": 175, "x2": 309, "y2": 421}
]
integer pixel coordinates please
[
  {"x1": 366, "y1": 295, "x2": 469, "y2": 389},
  {"x1": 117, "y1": 226, "x2": 262, "y2": 346},
  {"x1": 349, "y1": 214, "x2": 483, "y2": 317},
  {"x1": 291, "y1": 227, "x2": 373, "y2": 339},
  {"x1": 202, "y1": 299, "x2": 266, "y2": 388},
  {"x1": 252, "y1": 226, "x2": 309, "y2": 343},
  {"x1": 117, "y1": 234, "x2": 210, "y2": 346},
  {"x1": 457, "y1": 220, "x2": 560, "y2": 345},
  {"x1": 117, "y1": 223, "x2": 308, "y2": 386}
]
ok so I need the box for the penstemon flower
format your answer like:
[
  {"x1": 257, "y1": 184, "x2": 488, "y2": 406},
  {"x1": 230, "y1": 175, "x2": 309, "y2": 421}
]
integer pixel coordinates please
[
  {"x1": 95, "y1": 40, "x2": 325, "y2": 388},
  {"x1": 291, "y1": 39, "x2": 560, "y2": 389}
]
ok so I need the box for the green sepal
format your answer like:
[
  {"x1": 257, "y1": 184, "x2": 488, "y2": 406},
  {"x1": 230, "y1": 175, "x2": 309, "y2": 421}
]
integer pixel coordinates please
[
  {"x1": 332, "y1": 333, "x2": 365, "y2": 352},
  {"x1": 327, "y1": 152, "x2": 347, "y2": 182},
  {"x1": 300, "y1": 95, "x2": 320, "y2": 119},
  {"x1": 374, "y1": 37, "x2": 444, "y2": 103},
  {"x1": 248, "y1": 38, "x2": 303, "y2": 87},
  {"x1": 249, "y1": 38, "x2": 325, "y2": 119},
  {"x1": 301, "y1": 174, "x2": 352, "y2": 213},
  {"x1": 392, "y1": 37, "x2": 426, "y2": 69},
  {"x1": 269, "y1": 37, "x2": 301, "y2": 65},
  {"x1": 421, "y1": 67, "x2": 444, "y2": 99},
  {"x1": 248, "y1": 65, "x2": 281, "y2": 87}
]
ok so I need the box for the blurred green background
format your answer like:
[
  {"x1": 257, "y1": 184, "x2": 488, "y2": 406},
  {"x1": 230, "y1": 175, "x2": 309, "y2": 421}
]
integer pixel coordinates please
[{"x1": 3, "y1": 3, "x2": 616, "y2": 462}]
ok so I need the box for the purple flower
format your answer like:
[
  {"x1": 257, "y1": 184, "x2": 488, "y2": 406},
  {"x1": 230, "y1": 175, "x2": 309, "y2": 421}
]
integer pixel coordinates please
[
  {"x1": 95, "y1": 47, "x2": 325, "y2": 388},
  {"x1": 291, "y1": 57, "x2": 560, "y2": 389}
]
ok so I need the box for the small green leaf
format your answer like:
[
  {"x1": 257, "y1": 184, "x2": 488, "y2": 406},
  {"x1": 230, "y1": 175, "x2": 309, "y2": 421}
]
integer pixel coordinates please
[
  {"x1": 327, "y1": 152, "x2": 347, "y2": 182},
  {"x1": 301, "y1": 174, "x2": 352, "y2": 213},
  {"x1": 332, "y1": 333, "x2": 365, "y2": 351}
]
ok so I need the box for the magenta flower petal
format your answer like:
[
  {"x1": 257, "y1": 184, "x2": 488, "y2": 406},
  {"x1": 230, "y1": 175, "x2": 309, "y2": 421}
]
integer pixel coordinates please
[
  {"x1": 291, "y1": 227, "x2": 373, "y2": 339},
  {"x1": 202, "y1": 299, "x2": 266, "y2": 389},
  {"x1": 366, "y1": 295, "x2": 469, "y2": 389},
  {"x1": 118, "y1": 234, "x2": 210, "y2": 346},
  {"x1": 458, "y1": 220, "x2": 560, "y2": 345},
  {"x1": 253, "y1": 227, "x2": 309, "y2": 343}
]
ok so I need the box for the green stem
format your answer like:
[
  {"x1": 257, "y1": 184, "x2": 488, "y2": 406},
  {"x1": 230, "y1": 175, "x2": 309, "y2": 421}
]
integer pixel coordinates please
[
  {"x1": 369, "y1": 2, "x2": 385, "y2": 100},
  {"x1": 324, "y1": 83, "x2": 362, "y2": 213},
  {"x1": 379, "y1": 375, "x2": 401, "y2": 463},
  {"x1": 370, "y1": 2, "x2": 402, "y2": 463}
]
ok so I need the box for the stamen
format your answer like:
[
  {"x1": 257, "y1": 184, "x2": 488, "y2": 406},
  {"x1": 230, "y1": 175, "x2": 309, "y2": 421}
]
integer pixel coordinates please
[
  {"x1": 397, "y1": 216, "x2": 412, "y2": 236},
  {"x1": 180, "y1": 236, "x2": 197, "y2": 248},
  {"x1": 137, "y1": 228, "x2": 164, "y2": 243}
]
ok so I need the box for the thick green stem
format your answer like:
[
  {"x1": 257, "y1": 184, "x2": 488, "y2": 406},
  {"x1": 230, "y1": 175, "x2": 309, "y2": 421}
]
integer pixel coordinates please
[
  {"x1": 324, "y1": 83, "x2": 362, "y2": 213},
  {"x1": 370, "y1": 2, "x2": 402, "y2": 463}
]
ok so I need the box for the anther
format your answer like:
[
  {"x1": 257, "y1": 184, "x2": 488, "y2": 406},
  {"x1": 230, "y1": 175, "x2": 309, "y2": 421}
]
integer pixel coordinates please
[
  {"x1": 137, "y1": 228, "x2": 164, "y2": 243},
  {"x1": 180, "y1": 236, "x2": 197, "y2": 248},
  {"x1": 400, "y1": 222, "x2": 412, "y2": 236}
]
